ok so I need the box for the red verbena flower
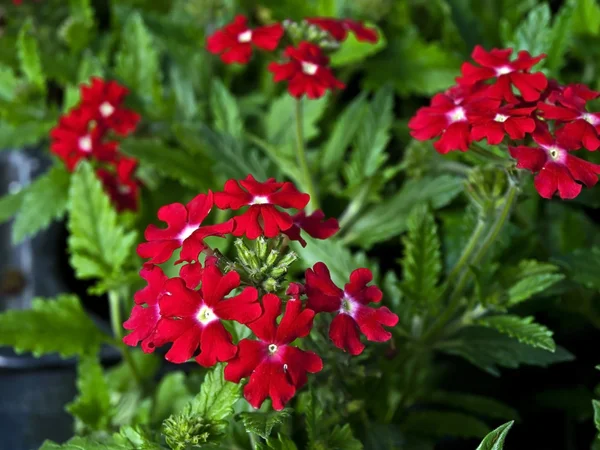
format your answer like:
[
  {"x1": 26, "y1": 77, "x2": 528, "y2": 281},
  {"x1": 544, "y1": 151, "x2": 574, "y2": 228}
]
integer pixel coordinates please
[
  {"x1": 469, "y1": 104, "x2": 536, "y2": 145},
  {"x1": 206, "y1": 15, "x2": 284, "y2": 64},
  {"x1": 305, "y1": 262, "x2": 398, "y2": 355},
  {"x1": 154, "y1": 264, "x2": 261, "y2": 367},
  {"x1": 456, "y1": 46, "x2": 548, "y2": 103},
  {"x1": 50, "y1": 107, "x2": 118, "y2": 171},
  {"x1": 80, "y1": 77, "x2": 140, "y2": 136},
  {"x1": 224, "y1": 294, "x2": 323, "y2": 410},
  {"x1": 214, "y1": 175, "x2": 310, "y2": 239},
  {"x1": 537, "y1": 84, "x2": 600, "y2": 151},
  {"x1": 268, "y1": 42, "x2": 345, "y2": 99},
  {"x1": 97, "y1": 157, "x2": 140, "y2": 212},
  {"x1": 137, "y1": 191, "x2": 234, "y2": 265},
  {"x1": 283, "y1": 210, "x2": 339, "y2": 247},
  {"x1": 509, "y1": 125, "x2": 600, "y2": 199},
  {"x1": 306, "y1": 17, "x2": 378, "y2": 43}
]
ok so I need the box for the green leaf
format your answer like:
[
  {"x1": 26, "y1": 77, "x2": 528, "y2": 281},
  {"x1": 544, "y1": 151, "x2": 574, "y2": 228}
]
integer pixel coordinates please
[
  {"x1": 191, "y1": 364, "x2": 241, "y2": 430},
  {"x1": 266, "y1": 434, "x2": 298, "y2": 450},
  {"x1": 40, "y1": 436, "x2": 132, "y2": 450},
  {"x1": 477, "y1": 315, "x2": 555, "y2": 352},
  {"x1": 151, "y1": 372, "x2": 192, "y2": 424},
  {"x1": 476, "y1": 421, "x2": 514, "y2": 450},
  {"x1": 400, "y1": 205, "x2": 442, "y2": 308},
  {"x1": 67, "y1": 161, "x2": 137, "y2": 281},
  {"x1": 572, "y1": 0, "x2": 600, "y2": 36},
  {"x1": 0, "y1": 189, "x2": 25, "y2": 225},
  {"x1": 593, "y1": 400, "x2": 600, "y2": 432},
  {"x1": 59, "y1": 0, "x2": 95, "y2": 52},
  {"x1": 12, "y1": 164, "x2": 71, "y2": 243},
  {"x1": 545, "y1": 2, "x2": 575, "y2": 72},
  {"x1": 0, "y1": 64, "x2": 19, "y2": 101},
  {"x1": 439, "y1": 327, "x2": 573, "y2": 376},
  {"x1": 0, "y1": 295, "x2": 108, "y2": 357},
  {"x1": 323, "y1": 424, "x2": 363, "y2": 450},
  {"x1": 330, "y1": 24, "x2": 386, "y2": 66},
  {"x1": 120, "y1": 138, "x2": 214, "y2": 191},
  {"x1": 402, "y1": 411, "x2": 490, "y2": 439},
  {"x1": 17, "y1": 19, "x2": 45, "y2": 92},
  {"x1": 427, "y1": 391, "x2": 519, "y2": 421},
  {"x1": 344, "y1": 175, "x2": 463, "y2": 249},
  {"x1": 66, "y1": 354, "x2": 112, "y2": 431},
  {"x1": 211, "y1": 79, "x2": 243, "y2": 140},
  {"x1": 506, "y1": 260, "x2": 565, "y2": 305},
  {"x1": 506, "y1": 3, "x2": 551, "y2": 58},
  {"x1": 0, "y1": 120, "x2": 55, "y2": 150},
  {"x1": 239, "y1": 409, "x2": 292, "y2": 440},
  {"x1": 554, "y1": 247, "x2": 600, "y2": 291}
]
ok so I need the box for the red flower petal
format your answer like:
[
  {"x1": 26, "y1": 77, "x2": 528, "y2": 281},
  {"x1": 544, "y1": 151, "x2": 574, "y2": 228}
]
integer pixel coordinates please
[
  {"x1": 224, "y1": 339, "x2": 266, "y2": 382},
  {"x1": 534, "y1": 162, "x2": 582, "y2": 199},
  {"x1": 196, "y1": 321, "x2": 237, "y2": 367},
  {"x1": 244, "y1": 360, "x2": 295, "y2": 411},
  {"x1": 329, "y1": 313, "x2": 364, "y2": 355},
  {"x1": 305, "y1": 262, "x2": 343, "y2": 312}
]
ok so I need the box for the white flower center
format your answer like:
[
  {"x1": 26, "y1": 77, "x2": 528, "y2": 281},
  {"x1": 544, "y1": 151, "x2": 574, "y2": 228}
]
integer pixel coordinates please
[
  {"x1": 238, "y1": 30, "x2": 252, "y2": 43},
  {"x1": 494, "y1": 113, "x2": 509, "y2": 123},
  {"x1": 544, "y1": 145, "x2": 564, "y2": 162},
  {"x1": 268, "y1": 343, "x2": 278, "y2": 355},
  {"x1": 118, "y1": 184, "x2": 132, "y2": 194},
  {"x1": 340, "y1": 293, "x2": 356, "y2": 316},
  {"x1": 301, "y1": 62, "x2": 319, "y2": 76},
  {"x1": 446, "y1": 107, "x2": 466, "y2": 124},
  {"x1": 196, "y1": 305, "x2": 217, "y2": 325},
  {"x1": 99, "y1": 101, "x2": 115, "y2": 118},
  {"x1": 495, "y1": 66, "x2": 513, "y2": 76},
  {"x1": 78, "y1": 135, "x2": 93, "y2": 152},
  {"x1": 251, "y1": 195, "x2": 270, "y2": 205},
  {"x1": 581, "y1": 113, "x2": 600, "y2": 126},
  {"x1": 177, "y1": 224, "x2": 199, "y2": 242}
]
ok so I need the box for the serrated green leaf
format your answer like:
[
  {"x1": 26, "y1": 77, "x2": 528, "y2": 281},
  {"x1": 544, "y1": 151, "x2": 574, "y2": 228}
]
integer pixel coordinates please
[
  {"x1": 211, "y1": 79, "x2": 243, "y2": 140},
  {"x1": 266, "y1": 434, "x2": 298, "y2": 450},
  {"x1": 427, "y1": 391, "x2": 519, "y2": 421},
  {"x1": 191, "y1": 364, "x2": 241, "y2": 429},
  {"x1": 0, "y1": 189, "x2": 25, "y2": 225},
  {"x1": 344, "y1": 175, "x2": 463, "y2": 249},
  {"x1": 545, "y1": 2, "x2": 574, "y2": 72},
  {"x1": 67, "y1": 161, "x2": 137, "y2": 280},
  {"x1": 439, "y1": 327, "x2": 572, "y2": 376},
  {"x1": 66, "y1": 354, "x2": 112, "y2": 431},
  {"x1": 0, "y1": 64, "x2": 19, "y2": 101},
  {"x1": 476, "y1": 421, "x2": 514, "y2": 450},
  {"x1": 400, "y1": 205, "x2": 442, "y2": 308},
  {"x1": 152, "y1": 372, "x2": 192, "y2": 424},
  {"x1": 506, "y1": 259, "x2": 564, "y2": 305},
  {"x1": 553, "y1": 247, "x2": 600, "y2": 291},
  {"x1": 506, "y1": 3, "x2": 551, "y2": 58},
  {"x1": 17, "y1": 19, "x2": 45, "y2": 92},
  {"x1": 478, "y1": 315, "x2": 555, "y2": 352},
  {"x1": 0, "y1": 295, "x2": 108, "y2": 357},
  {"x1": 402, "y1": 411, "x2": 490, "y2": 439},
  {"x1": 116, "y1": 426, "x2": 162, "y2": 450},
  {"x1": 323, "y1": 424, "x2": 363, "y2": 450},
  {"x1": 40, "y1": 436, "x2": 132, "y2": 450},
  {"x1": 12, "y1": 164, "x2": 71, "y2": 243},
  {"x1": 330, "y1": 24, "x2": 386, "y2": 66},
  {"x1": 594, "y1": 400, "x2": 600, "y2": 432},
  {"x1": 572, "y1": 0, "x2": 600, "y2": 36},
  {"x1": 240, "y1": 409, "x2": 292, "y2": 440},
  {"x1": 59, "y1": 0, "x2": 95, "y2": 53}
]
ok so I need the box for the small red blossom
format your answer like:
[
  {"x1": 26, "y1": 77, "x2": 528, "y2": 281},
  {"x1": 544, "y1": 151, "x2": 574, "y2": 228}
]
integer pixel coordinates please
[
  {"x1": 509, "y1": 125, "x2": 600, "y2": 199},
  {"x1": 50, "y1": 107, "x2": 118, "y2": 171},
  {"x1": 154, "y1": 265, "x2": 261, "y2": 367},
  {"x1": 137, "y1": 191, "x2": 234, "y2": 265},
  {"x1": 537, "y1": 84, "x2": 600, "y2": 151},
  {"x1": 268, "y1": 42, "x2": 345, "y2": 99},
  {"x1": 214, "y1": 175, "x2": 309, "y2": 239},
  {"x1": 80, "y1": 77, "x2": 140, "y2": 136},
  {"x1": 224, "y1": 294, "x2": 323, "y2": 410},
  {"x1": 305, "y1": 263, "x2": 398, "y2": 355},
  {"x1": 283, "y1": 210, "x2": 339, "y2": 247},
  {"x1": 286, "y1": 282, "x2": 305, "y2": 301},
  {"x1": 470, "y1": 104, "x2": 536, "y2": 145},
  {"x1": 206, "y1": 15, "x2": 284, "y2": 64},
  {"x1": 97, "y1": 157, "x2": 140, "y2": 212},
  {"x1": 306, "y1": 17, "x2": 379, "y2": 43},
  {"x1": 457, "y1": 46, "x2": 548, "y2": 102}
]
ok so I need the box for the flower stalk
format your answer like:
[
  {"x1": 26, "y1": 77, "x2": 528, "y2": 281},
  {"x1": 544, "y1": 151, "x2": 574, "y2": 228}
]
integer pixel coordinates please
[{"x1": 295, "y1": 99, "x2": 320, "y2": 212}]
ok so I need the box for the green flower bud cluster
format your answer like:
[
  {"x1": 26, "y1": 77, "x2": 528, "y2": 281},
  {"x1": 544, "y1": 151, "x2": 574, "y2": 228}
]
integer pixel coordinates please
[
  {"x1": 282, "y1": 19, "x2": 340, "y2": 51},
  {"x1": 466, "y1": 167, "x2": 510, "y2": 215},
  {"x1": 162, "y1": 405, "x2": 223, "y2": 450}
]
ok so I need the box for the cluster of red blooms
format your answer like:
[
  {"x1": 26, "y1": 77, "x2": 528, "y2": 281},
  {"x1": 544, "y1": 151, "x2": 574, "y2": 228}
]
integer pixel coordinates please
[
  {"x1": 124, "y1": 175, "x2": 398, "y2": 410},
  {"x1": 409, "y1": 46, "x2": 600, "y2": 200},
  {"x1": 206, "y1": 15, "x2": 379, "y2": 99},
  {"x1": 50, "y1": 78, "x2": 141, "y2": 211}
]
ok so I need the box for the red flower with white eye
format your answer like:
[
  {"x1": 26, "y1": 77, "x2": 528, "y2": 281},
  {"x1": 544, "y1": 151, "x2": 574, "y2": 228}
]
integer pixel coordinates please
[
  {"x1": 137, "y1": 191, "x2": 234, "y2": 265},
  {"x1": 214, "y1": 175, "x2": 309, "y2": 239},
  {"x1": 206, "y1": 15, "x2": 284, "y2": 64},
  {"x1": 268, "y1": 42, "x2": 345, "y2": 99},
  {"x1": 224, "y1": 294, "x2": 323, "y2": 410},
  {"x1": 456, "y1": 46, "x2": 548, "y2": 103},
  {"x1": 154, "y1": 264, "x2": 261, "y2": 367},
  {"x1": 283, "y1": 210, "x2": 339, "y2": 247},
  {"x1": 469, "y1": 104, "x2": 536, "y2": 145},
  {"x1": 97, "y1": 157, "x2": 141, "y2": 212},
  {"x1": 537, "y1": 84, "x2": 600, "y2": 151},
  {"x1": 80, "y1": 77, "x2": 140, "y2": 136},
  {"x1": 305, "y1": 263, "x2": 398, "y2": 356},
  {"x1": 306, "y1": 17, "x2": 379, "y2": 43},
  {"x1": 509, "y1": 125, "x2": 600, "y2": 199}
]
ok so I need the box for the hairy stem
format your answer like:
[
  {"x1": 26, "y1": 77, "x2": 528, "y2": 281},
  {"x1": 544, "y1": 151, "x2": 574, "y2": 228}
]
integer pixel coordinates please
[{"x1": 295, "y1": 99, "x2": 320, "y2": 212}]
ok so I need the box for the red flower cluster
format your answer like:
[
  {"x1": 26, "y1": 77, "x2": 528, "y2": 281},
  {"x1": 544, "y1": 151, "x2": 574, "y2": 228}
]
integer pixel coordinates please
[
  {"x1": 409, "y1": 46, "x2": 600, "y2": 200},
  {"x1": 50, "y1": 78, "x2": 141, "y2": 211},
  {"x1": 126, "y1": 176, "x2": 397, "y2": 410},
  {"x1": 206, "y1": 15, "x2": 379, "y2": 99}
]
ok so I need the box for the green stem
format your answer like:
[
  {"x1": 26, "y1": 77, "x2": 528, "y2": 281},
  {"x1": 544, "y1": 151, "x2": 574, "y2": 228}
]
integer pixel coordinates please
[
  {"x1": 109, "y1": 289, "x2": 143, "y2": 387},
  {"x1": 295, "y1": 99, "x2": 320, "y2": 212},
  {"x1": 338, "y1": 181, "x2": 371, "y2": 231},
  {"x1": 470, "y1": 142, "x2": 511, "y2": 164}
]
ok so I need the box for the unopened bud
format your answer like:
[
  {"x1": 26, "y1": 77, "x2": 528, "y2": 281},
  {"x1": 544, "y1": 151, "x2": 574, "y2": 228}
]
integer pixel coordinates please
[
  {"x1": 263, "y1": 277, "x2": 279, "y2": 292},
  {"x1": 277, "y1": 251, "x2": 298, "y2": 268},
  {"x1": 255, "y1": 236, "x2": 268, "y2": 260},
  {"x1": 265, "y1": 249, "x2": 279, "y2": 267},
  {"x1": 234, "y1": 239, "x2": 259, "y2": 270}
]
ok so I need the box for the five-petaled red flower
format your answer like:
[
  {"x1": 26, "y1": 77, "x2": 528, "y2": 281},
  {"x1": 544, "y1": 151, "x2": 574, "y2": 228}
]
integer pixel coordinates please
[
  {"x1": 80, "y1": 77, "x2": 140, "y2": 136},
  {"x1": 306, "y1": 17, "x2": 378, "y2": 43},
  {"x1": 456, "y1": 46, "x2": 548, "y2": 103},
  {"x1": 268, "y1": 42, "x2": 345, "y2": 99},
  {"x1": 509, "y1": 125, "x2": 600, "y2": 199},
  {"x1": 137, "y1": 191, "x2": 234, "y2": 265},
  {"x1": 214, "y1": 175, "x2": 309, "y2": 239},
  {"x1": 305, "y1": 263, "x2": 398, "y2": 355},
  {"x1": 469, "y1": 104, "x2": 536, "y2": 145},
  {"x1": 154, "y1": 264, "x2": 261, "y2": 367},
  {"x1": 97, "y1": 157, "x2": 140, "y2": 212},
  {"x1": 224, "y1": 294, "x2": 323, "y2": 410},
  {"x1": 206, "y1": 15, "x2": 284, "y2": 64},
  {"x1": 283, "y1": 210, "x2": 339, "y2": 247},
  {"x1": 537, "y1": 84, "x2": 600, "y2": 151}
]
